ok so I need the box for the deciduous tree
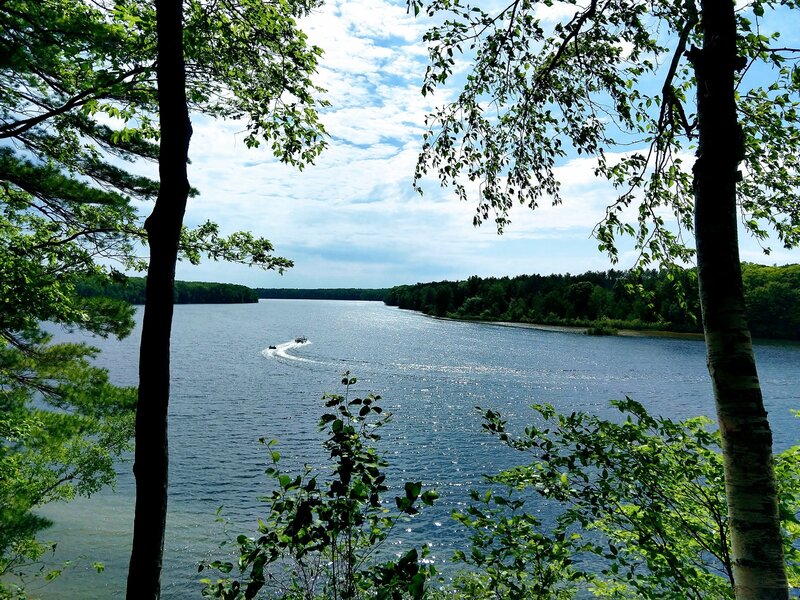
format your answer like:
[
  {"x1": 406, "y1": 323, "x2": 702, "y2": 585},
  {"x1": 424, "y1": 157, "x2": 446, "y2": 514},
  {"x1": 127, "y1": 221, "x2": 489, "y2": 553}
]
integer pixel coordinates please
[{"x1": 410, "y1": 0, "x2": 799, "y2": 596}]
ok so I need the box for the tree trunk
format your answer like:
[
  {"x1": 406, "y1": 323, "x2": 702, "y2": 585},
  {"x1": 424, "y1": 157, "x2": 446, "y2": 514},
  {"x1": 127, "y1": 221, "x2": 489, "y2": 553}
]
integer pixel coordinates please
[
  {"x1": 126, "y1": 0, "x2": 192, "y2": 596},
  {"x1": 691, "y1": 0, "x2": 788, "y2": 597}
]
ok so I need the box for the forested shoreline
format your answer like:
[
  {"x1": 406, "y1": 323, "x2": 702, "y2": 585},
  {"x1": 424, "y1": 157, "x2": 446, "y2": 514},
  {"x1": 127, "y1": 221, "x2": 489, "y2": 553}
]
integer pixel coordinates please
[
  {"x1": 385, "y1": 263, "x2": 800, "y2": 341},
  {"x1": 76, "y1": 264, "x2": 800, "y2": 340},
  {"x1": 77, "y1": 277, "x2": 259, "y2": 305},
  {"x1": 256, "y1": 288, "x2": 387, "y2": 301}
]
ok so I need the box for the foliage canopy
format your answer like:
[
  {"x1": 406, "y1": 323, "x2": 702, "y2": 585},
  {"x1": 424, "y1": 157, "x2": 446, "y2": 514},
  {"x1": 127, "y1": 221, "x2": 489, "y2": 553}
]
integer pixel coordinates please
[
  {"x1": 410, "y1": 0, "x2": 800, "y2": 266},
  {"x1": 1, "y1": 0, "x2": 329, "y2": 591},
  {"x1": 453, "y1": 399, "x2": 800, "y2": 599}
]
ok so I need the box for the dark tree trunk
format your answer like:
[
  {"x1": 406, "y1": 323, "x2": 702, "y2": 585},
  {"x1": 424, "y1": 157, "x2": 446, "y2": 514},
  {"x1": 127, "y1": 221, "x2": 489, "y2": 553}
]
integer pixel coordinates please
[
  {"x1": 125, "y1": 0, "x2": 192, "y2": 596},
  {"x1": 691, "y1": 0, "x2": 787, "y2": 597}
]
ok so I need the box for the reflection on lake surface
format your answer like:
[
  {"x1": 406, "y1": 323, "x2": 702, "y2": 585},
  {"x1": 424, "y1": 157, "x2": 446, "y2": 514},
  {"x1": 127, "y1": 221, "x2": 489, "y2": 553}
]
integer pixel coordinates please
[{"x1": 35, "y1": 300, "x2": 800, "y2": 598}]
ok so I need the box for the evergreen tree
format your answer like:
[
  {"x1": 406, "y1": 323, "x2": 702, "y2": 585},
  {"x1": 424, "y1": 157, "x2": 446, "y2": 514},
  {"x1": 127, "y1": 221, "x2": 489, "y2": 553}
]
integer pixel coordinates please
[{"x1": 1, "y1": 0, "x2": 325, "y2": 594}]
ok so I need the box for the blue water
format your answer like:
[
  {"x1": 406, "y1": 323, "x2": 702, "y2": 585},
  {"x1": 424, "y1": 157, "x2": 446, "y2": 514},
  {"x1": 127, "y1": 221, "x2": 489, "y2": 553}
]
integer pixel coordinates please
[{"x1": 30, "y1": 300, "x2": 800, "y2": 598}]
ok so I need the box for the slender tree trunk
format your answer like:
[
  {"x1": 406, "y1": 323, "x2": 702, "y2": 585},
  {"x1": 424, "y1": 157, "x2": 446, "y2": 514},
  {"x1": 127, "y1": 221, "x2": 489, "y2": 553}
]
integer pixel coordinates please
[
  {"x1": 691, "y1": 0, "x2": 787, "y2": 597},
  {"x1": 126, "y1": 0, "x2": 192, "y2": 596}
]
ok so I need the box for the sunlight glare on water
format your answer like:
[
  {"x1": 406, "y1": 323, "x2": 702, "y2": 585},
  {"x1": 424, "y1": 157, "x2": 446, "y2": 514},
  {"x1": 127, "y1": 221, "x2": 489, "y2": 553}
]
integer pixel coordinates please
[{"x1": 35, "y1": 300, "x2": 800, "y2": 598}]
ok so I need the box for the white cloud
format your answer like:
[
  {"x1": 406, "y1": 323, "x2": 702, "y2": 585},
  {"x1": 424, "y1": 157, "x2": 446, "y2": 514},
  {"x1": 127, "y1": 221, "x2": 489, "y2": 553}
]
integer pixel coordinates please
[
  {"x1": 170, "y1": 0, "x2": 800, "y2": 288},
  {"x1": 535, "y1": 0, "x2": 583, "y2": 23}
]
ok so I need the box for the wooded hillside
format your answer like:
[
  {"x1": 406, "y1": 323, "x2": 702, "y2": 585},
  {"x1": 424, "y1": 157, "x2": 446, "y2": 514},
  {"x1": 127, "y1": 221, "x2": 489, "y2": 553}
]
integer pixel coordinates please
[
  {"x1": 385, "y1": 264, "x2": 800, "y2": 340},
  {"x1": 77, "y1": 277, "x2": 258, "y2": 305},
  {"x1": 255, "y1": 288, "x2": 387, "y2": 301}
]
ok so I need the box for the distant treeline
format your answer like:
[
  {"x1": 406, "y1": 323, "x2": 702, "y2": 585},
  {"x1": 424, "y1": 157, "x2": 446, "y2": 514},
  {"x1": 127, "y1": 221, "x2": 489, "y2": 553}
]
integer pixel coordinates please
[
  {"x1": 384, "y1": 263, "x2": 800, "y2": 341},
  {"x1": 77, "y1": 277, "x2": 259, "y2": 304},
  {"x1": 256, "y1": 288, "x2": 388, "y2": 301}
]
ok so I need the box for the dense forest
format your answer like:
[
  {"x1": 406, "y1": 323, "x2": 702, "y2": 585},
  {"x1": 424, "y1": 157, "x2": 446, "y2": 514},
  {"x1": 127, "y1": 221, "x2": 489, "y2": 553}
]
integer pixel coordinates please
[
  {"x1": 385, "y1": 263, "x2": 800, "y2": 341},
  {"x1": 256, "y1": 288, "x2": 388, "y2": 301},
  {"x1": 77, "y1": 277, "x2": 259, "y2": 305},
  {"x1": 78, "y1": 281, "x2": 387, "y2": 304}
]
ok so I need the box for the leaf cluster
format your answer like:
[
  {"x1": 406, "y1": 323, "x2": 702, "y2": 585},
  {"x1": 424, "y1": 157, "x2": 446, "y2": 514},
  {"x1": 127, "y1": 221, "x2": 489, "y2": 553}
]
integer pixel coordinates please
[
  {"x1": 183, "y1": 0, "x2": 330, "y2": 166},
  {"x1": 0, "y1": 329, "x2": 136, "y2": 593},
  {"x1": 1, "y1": 0, "x2": 325, "y2": 277},
  {"x1": 411, "y1": 0, "x2": 800, "y2": 267},
  {"x1": 468, "y1": 399, "x2": 800, "y2": 598},
  {"x1": 200, "y1": 374, "x2": 438, "y2": 600},
  {"x1": 450, "y1": 486, "x2": 586, "y2": 599}
]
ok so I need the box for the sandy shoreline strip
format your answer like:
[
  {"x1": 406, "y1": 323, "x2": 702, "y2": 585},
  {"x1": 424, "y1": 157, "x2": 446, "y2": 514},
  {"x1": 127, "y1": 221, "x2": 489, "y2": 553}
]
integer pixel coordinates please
[{"x1": 429, "y1": 314, "x2": 706, "y2": 341}]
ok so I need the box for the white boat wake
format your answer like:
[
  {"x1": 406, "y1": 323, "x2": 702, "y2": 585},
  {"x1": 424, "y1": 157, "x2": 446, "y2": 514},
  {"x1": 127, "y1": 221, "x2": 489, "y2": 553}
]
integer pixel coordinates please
[{"x1": 262, "y1": 339, "x2": 313, "y2": 362}]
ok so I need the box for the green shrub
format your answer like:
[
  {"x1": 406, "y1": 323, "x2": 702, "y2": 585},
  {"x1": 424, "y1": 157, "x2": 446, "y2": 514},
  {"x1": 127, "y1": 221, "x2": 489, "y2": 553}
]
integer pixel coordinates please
[{"x1": 200, "y1": 374, "x2": 438, "y2": 600}]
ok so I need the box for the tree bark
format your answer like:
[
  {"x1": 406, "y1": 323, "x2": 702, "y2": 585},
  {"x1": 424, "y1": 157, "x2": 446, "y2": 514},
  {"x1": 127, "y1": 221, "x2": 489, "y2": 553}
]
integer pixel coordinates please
[
  {"x1": 692, "y1": 0, "x2": 788, "y2": 597},
  {"x1": 126, "y1": 0, "x2": 192, "y2": 596}
]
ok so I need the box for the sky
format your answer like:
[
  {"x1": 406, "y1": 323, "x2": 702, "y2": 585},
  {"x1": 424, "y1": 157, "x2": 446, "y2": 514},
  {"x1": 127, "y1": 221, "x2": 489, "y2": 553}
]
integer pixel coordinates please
[{"x1": 168, "y1": 0, "x2": 800, "y2": 289}]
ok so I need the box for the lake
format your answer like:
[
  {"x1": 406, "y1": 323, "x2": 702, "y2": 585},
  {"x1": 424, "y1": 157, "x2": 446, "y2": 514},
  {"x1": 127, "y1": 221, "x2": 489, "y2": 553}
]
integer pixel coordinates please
[{"x1": 30, "y1": 300, "x2": 800, "y2": 598}]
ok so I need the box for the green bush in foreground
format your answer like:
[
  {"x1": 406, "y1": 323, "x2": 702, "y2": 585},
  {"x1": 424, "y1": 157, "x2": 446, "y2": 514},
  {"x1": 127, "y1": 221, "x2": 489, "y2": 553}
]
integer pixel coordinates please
[
  {"x1": 200, "y1": 375, "x2": 438, "y2": 599},
  {"x1": 467, "y1": 401, "x2": 800, "y2": 599},
  {"x1": 202, "y1": 379, "x2": 799, "y2": 599}
]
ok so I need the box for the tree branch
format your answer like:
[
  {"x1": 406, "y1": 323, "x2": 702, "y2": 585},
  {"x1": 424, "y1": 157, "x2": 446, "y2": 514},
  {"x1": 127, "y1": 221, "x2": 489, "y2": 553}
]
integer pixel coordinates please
[
  {"x1": 0, "y1": 65, "x2": 150, "y2": 140},
  {"x1": 658, "y1": 6, "x2": 699, "y2": 138}
]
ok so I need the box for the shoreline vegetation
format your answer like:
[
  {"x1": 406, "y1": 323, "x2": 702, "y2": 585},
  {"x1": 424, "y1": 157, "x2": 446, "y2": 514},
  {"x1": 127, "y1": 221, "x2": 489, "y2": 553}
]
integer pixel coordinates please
[
  {"x1": 78, "y1": 263, "x2": 799, "y2": 340},
  {"x1": 255, "y1": 287, "x2": 388, "y2": 301},
  {"x1": 77, "y1": 276, "x2": 259, "y2": 305},
  {"x1": 432, "y1": 315, "x2": 708, "y2": 341},
  {"x1": 383, "y1": 263, "x2": 800, "y2": 342}
]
